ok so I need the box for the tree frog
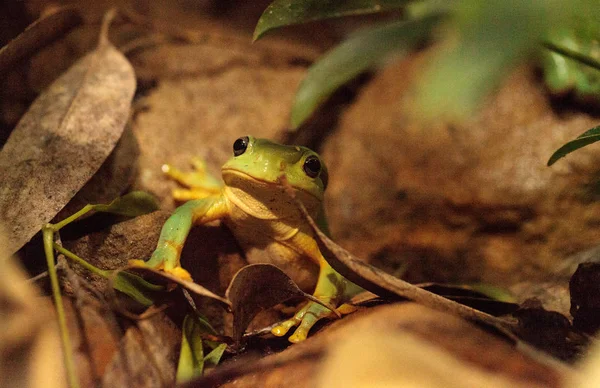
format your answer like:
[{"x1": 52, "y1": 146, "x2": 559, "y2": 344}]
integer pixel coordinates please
[{"x1": 132, "y1": 136, "x2": 362, "y2": 342}]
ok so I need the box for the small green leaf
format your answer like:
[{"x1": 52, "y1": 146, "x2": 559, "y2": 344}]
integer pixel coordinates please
[
  {"x1": 291, "y1": 13, "x2": 443, "y2": 128},
  {"x1": 547, "y1": 125, "x2": 600, "y2": 166},
  {"x1": 177, "y1": 315, "x2": 206, "y2": 383},
  {"x1": 415, "y1": 0, "x2": 566, "y2": 119},
  {"x1": 112, "y1": 270, "x2": 164, "y2": 307},
  {"x1": 203, "y1": 343, "x2": 227, "y2": 369},
  {"x1": 93, "y1": 191, "x2": 159, "y2": 217},
  {"x1": 254, "y1": 0, "x2": 409, "y2": 41}
]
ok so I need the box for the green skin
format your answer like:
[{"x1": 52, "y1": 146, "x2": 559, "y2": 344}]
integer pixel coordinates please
[{"x1": 137, "y1": 136, "x2": 362, "y2": 342}]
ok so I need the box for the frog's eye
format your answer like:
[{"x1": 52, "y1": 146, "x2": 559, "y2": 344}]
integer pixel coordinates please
[
  {"x1": 303, "y1": 155, "x2": 321, "y2": 178},
  {"x1": 233, "y1": 136, "x2": 249, "y2": 156}
]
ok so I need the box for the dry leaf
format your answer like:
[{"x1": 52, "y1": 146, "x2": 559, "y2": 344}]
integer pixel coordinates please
[
  {"x1": 196, "y1": 304, "x2": 569, "y2": 388},
  {"x1": 225, "y1": 263, "x2": 335, "y2": 344},
  {"x1": 102, "y1": 312, "x2": 180, "y2": 388},
  {"x1": 0, "y1": 10, "x2": 136, "y2": 254},
  {"x1": 0, "y1": 7, "x2": 83, "y2": 73},
  {"x1": 129, "y1": 266, "x2": 231, "y2": 308},
  {"x1": 417, "y1": 283, "x2": 519, "y2": 315},
  {"x1": 318, "y1": 318, "x2": 550, "y2": 388}
]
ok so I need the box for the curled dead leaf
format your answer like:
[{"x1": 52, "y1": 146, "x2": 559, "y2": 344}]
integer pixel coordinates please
[
  {"x1": 226, "y1": 263, "x2": 337, "y2": 344},
  {"x1": 0, "y1": 9, "x2": 136, "y2": 254}
]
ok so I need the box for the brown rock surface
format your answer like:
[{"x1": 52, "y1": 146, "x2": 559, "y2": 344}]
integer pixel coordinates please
[
  {"x1": 323, "y1": 56, "x2": 600, "y2": 287},
  {"x1": 130, "y1": 47, "x2": 311, "y2": 210}
]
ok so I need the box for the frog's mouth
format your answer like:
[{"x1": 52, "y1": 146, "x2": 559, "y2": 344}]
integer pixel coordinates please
[{"x1": 221, "y1": 168, "x2": 322, "y2": 201}]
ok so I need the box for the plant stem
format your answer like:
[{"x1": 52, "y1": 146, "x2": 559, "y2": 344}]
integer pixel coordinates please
[
  {"x1": 51, "y1": 204, "x2": 94, "y2": 231},
  {"x1": 543, "y1": 40, "x2": 600, "y2": 71},
  {"x1": 54, "y1": 243, "x2": 109, "y2": 277},
  {"x1": 43, "y1": 226, "x2": 80, "y2": 388}
]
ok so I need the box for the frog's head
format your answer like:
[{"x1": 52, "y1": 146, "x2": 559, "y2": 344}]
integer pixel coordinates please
[{"x1": 221, "y1": 136, "x2": 328, "y2": 206}]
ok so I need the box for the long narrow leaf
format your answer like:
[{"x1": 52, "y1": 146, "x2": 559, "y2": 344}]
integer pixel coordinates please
[
  {"x1": 93, "y1": 191, "x2": 159, "y2": 217},
  {"x1": 291, "y1": 13, "x2": 443, "y2": 128},
  {"x1": 112, "y1": 271, "x2": 164, "y2": 307},
  {"x1": 254, "y1": 0, "x2": 409, "y2": 41},
  {"x1": 176, "y1": 315, "x2": 206, "y2": 383},
  {"x1": 547, "y1": 125, "x2": 600, "y2": 166},
  {"x1": 203, "y1": 343, "x2": 227, "y2": 369}
]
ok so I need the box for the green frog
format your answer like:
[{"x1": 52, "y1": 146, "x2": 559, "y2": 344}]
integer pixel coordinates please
[{"x1": 132, "y1": 136, "x2": 362, "y2": 342}]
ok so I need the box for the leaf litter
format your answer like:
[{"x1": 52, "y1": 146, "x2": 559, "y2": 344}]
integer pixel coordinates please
[
  {"x1": 0, "y1": 8, "x2": 136, "y2": 254},
  {"x1": 4, "y1": 4, "x2": 599, "y2": 387}
]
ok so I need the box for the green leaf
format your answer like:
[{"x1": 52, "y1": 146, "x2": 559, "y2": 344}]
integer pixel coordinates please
[
  {"x1": 415, "y1": 0, "x2": 567, "y2": 119},
  {"x1": 93, "y1": 191, "x2": 159, "y2": 217},
  {"x1": 254, "y1": 0, "x2": 409, "y2": 41},
  {"x1": 203, "y1": 343, "x2": 227, "y2": 369},
  {"x1": 177, "y1": 315, "x2": 206, "y2": 383},
  {"x1": 291, "y1": 13, "x2": 443, "y2": 128},
  {"x1": 112, "y1": 270, "x2": 164, "y2": 307},
  {"x1": 547, "y1": 125, "x2": 600, "y2": 166}
]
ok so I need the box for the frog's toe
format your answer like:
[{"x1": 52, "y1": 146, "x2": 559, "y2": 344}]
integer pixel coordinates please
[
  {"x1": 271, "y1": 301, "x2": 336, "y2": 342},
  {"x1": 128, "y1": 259, "x2": 147, "y2": 268},
  {"x1": 165, "y1": 266, "x2": 193, "y2": 281},
  {"x1": 288, "y1": 314, "x2": 319, "y2": 343},
  {"x1": 271, "y1": 319, "x2": 299, "y2": 337},
  {"x1": 336, "y1": 303, "x2": 358, "y2": 315}
]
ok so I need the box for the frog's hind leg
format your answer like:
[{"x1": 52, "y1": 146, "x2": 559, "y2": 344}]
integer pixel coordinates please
[
  {"x1": 163, "y1": 157, "x2": 223, "y2": 201},
  {"x1": 271, "y1": 258, "x2": 363, "y2": 343}
]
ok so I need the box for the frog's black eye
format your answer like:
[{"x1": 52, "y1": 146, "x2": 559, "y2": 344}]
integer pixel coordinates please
[
  {"x1": 303, "y1": 155, "x2": 321, "y2": 178},
  {"x1": 233, "y1": 136, "x2": 249, "y2": 156}
]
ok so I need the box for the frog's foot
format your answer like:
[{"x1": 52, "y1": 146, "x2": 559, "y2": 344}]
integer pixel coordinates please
[
  {"x1": 336, "y1": 302, "x2": 358, "y2": 315},
  {"x1": 164, "y1": 266, "x2": 192, "y2": 281},
  {"x1": 271, "y1": 298, "x2": 338, "y2": 343},
  {"x1": 162, "y1": 157, "x2": 223, "y2": 201},
  {"x1": 127, "y1": 259, "x2": 193, "y2": 282},
  {"x1": 128, "y1": 259, "x2": 149, "y2": 268}
]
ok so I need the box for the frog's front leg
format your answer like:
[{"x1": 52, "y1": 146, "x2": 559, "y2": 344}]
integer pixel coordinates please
[
  {"x1": 272, "y1": 256, "x2": 363, "y2": 343},
  {"x1": 163, "y1": 157, "x2": 223, "y2": 201},
  {"x1": 130, "y1": 196, "x2": 228, "y2": 280}
]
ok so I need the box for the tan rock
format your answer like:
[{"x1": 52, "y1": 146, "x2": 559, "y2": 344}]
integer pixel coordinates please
[{"x1": 323, "y1": 56, "x2": 600, "y2": 288}]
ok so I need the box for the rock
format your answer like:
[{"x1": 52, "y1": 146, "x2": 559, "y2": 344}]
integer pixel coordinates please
[
  {"x1": 322, "y1": 55, "x2": 600, "y2": 287},
  {"x1": 131, "y1": 47, "x2": 311, "y2": 210}
]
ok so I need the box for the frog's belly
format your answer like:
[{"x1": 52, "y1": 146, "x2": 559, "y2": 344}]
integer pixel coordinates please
[{"x1": 225, "y1": 222, "x2": 319, "y2": 292}]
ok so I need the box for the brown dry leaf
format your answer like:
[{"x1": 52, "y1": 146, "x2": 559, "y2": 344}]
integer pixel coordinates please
[
  {"x1": 319, "y1": 331, "x2": 530, "y2": 388},
  {"x1": 416, "y1": 283, "x2": 519, "y2": 315},
  {"x1": 129, "y1": 266, "x2": 231, "y2": 308},
  {"x1": 198, "y1": 304, "x2": 570, "y2": 388},
  {"x1": 0, "y1": 9, "x2": 136, "y2": 254},
  {"x1": 572, "y1": 339, "x2": 600, "y2": 388},
  {"x1": 225, "y1": 263, "x2": 337, "y2": 344},
  {"x1": 102, "y1": 312, "x2": 181, "y2": 388},
  {"x1": 0, "y1": 6, "x2": 82, "y2": 73},
  {"x1": 316, "y1": 305, "x2": 567, "y2": 388},
  {"x1": 0, "y1": 227, "x2": 66, "y2": 388}
]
